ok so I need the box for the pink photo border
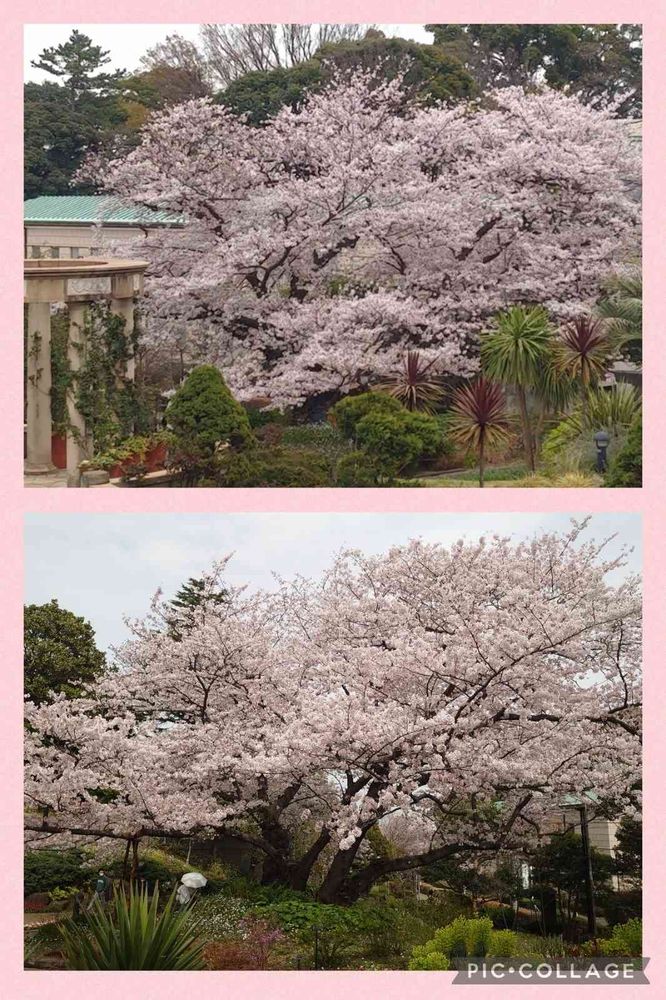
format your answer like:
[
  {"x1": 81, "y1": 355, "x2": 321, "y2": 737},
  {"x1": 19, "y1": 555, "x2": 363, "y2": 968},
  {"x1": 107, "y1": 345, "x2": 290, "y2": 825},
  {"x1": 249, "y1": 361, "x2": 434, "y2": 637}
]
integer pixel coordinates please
[{"x1": 0, "y1": 2, "x2": 663, "y2": 996}]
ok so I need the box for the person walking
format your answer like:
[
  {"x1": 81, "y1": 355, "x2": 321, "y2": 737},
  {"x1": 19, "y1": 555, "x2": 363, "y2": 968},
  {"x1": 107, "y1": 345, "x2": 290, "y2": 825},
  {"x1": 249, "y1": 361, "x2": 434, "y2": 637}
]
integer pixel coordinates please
[{"x1": 87, "y1": 870, "x2": 111, "y2": 911}]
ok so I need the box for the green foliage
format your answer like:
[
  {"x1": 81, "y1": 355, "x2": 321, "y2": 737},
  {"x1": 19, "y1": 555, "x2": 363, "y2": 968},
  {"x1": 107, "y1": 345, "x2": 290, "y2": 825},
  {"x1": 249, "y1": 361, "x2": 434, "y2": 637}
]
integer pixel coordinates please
[
  {"x1": 214, "y1": 446, "x2": 330, "y2": 487},
  {"x1": 606, "y1": 414, "x2": 642, "y2": 487},
  {"x1": 330, "y1": 392, "x2": 405, "y2": 439},
  {"x1": 25, "y1": 849, "x2": 91, "y2": 897},
  {"x1": 220, "y1": 62, "x2": 323, "y2": 125},
  {"x1": 408, "y1": 948, "x2": 450, "y2": 970},
  {"x1": 531, "y1": 830, "x2": 616, "y2": 933},
  {"x1": 59, "y1": 884, "x2": 206, "y2": 970},
  {"x1": 25, "y1": 30, "x2": 129, "y2": 197},
  {"x1": 166, "y1": 365, "x2": 253, "y2": 457},
  {"x1": 613, "y1": 816, "x2": 642, "y2": 885},
  {"x1": 252, "y1": 897, "x2": 359, "y2": 968},
  {"x1": 185, "y1": 894, "x2": 251, "y2": 941},
  {"x1": 444, "y1": 465, "x2": 527, "y2": 482},
  {"x1": 49, "y1": 310, "x2": 71, "y2": 432},
  {"x1": 24, "y1": 599, "x2": 105, "y2": 704},
  {"x1": 542, "y1": 386, "x2": 641, "y2": 478},
  {"x1": 244, "y1": 405, "x2": 292, "y2": 429},
  {"x1": 218, "y1": 33, "x2": 475, "y2": 127},
  {"x1": 409, "y1": 916, "x2": 514, "y2": 969},
  {"x1": 582, "y1": 919, "x2": 642, "y2": 957},
  {"x1": 281, "y1": 424, "x2": 350, "y2": 462},
  {"x1": 73, "y1": 303, "x2": 149, "y2": 455},
  {"x1": 598, "y1": 265, "x2": 642, "y2": 365},
  {"x1": 488, "y1": 929, "x2": 519, "y2": 957},
  {"x1": 330, "y1": 392, "x2": 444, "y2": 477},
  {"x1": 319, "y1": 33, "x2": 476, "y2": 106},
  {"x1": 335, "y1": 450, "x2": 383, "y2": 486},
  {"x1": 481, "y1": 305, "x2": 553, "y2": 387},
  {"x1": 354, "y1": 410, "x2": 441, "y2": 475},
  {"x1": 426, "y1": 24, "x2": 642, "y2": 117}
]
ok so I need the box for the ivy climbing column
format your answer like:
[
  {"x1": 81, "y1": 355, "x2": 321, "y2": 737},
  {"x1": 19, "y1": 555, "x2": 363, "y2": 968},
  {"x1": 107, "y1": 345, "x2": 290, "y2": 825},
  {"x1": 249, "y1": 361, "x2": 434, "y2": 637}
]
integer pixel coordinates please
[
  {"x1": 24, "y1": 258, "x2": 148, "y2": 485},
  {"x1": 66, "y1": 302, "x2": 91, "y2": 485},
  {"x1": 25, "y1": 300, "x2": 55, "y2": 474},
  {"x1": 110, "y1": 273, "x2": 136, "y2": 381}
]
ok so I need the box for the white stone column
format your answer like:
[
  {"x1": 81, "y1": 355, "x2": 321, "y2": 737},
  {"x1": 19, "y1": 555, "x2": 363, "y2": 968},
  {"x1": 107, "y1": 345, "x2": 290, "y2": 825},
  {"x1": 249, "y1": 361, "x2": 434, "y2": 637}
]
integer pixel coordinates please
[
  {"x1": 66, "y1": 302, "x2": 92, "y2": 486},
  {"x1": 25, "y1": 301, "x2": 55, "y2": 473}
]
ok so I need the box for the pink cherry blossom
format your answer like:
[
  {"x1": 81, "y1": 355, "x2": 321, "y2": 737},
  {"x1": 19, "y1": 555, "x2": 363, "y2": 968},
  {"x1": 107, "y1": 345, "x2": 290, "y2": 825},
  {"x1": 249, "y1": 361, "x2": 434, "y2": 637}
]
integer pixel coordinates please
[
  {"x1": 25, "y1": 522, "x2": 641, "y2": 902},
  {"x1": 82, "y1": 72, "x2": 640, "y2": 408}
]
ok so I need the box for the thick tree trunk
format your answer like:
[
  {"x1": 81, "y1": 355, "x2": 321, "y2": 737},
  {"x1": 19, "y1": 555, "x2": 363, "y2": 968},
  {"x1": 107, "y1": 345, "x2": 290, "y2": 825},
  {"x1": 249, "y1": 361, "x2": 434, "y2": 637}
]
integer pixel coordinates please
[
  {"x1": 332, "y1": 841, "x2": 499, "y2": 903},
  {"x1": 286, "y1": 828, "x2": 333, "y2": 891},
  {"x1": 479, "y1": 430, "x2": 485, "y2": 488},
  {"x1": 316, "y1": 841, "x2": 365, "y2": 903},
  {"x1": 130, "y1": 837, "x2": 140, "y2": 880}
]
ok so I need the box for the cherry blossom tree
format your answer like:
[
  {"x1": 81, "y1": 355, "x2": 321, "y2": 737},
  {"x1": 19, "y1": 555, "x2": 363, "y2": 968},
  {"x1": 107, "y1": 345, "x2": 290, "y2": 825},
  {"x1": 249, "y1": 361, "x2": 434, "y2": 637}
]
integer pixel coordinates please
[
  {"x1": 87, "y1": 71, "x2": 640, "y2": 409},
  {"x1": 25, "y1": 523, "x2": 641, "y2": 903}
]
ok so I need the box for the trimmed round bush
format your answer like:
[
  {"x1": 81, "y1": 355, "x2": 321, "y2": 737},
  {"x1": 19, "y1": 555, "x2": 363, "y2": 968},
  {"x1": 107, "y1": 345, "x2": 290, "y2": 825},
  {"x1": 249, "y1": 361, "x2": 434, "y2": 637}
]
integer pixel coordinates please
[
  {"x1": 355, "y1": 409, "x2": 444, "y2": 475},
  {"x1": 329, "y1": 392, "x2": 405, "y2": 439},
  {"x1": 166, "y1": 366, "x2": 254, "y2": 455},
  {"x1": 215, "y1": 447, "x2": 330, "y2": 487}
]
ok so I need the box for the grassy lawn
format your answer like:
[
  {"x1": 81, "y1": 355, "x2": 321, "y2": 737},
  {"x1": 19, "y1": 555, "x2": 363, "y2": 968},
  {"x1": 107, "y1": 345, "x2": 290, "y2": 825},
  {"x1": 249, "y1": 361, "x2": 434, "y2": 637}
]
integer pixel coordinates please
[{"x1": 420, "y1": 468, "x2": 603, "y2": 488}]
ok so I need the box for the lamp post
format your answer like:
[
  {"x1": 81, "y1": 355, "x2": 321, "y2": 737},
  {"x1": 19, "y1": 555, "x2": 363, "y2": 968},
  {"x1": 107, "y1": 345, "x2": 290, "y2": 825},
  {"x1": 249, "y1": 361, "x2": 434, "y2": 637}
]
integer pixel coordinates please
[
  {"x1": 578, "y1": 804, "x2": 597, "y2": 938},
  {"x1": 593, "y1": 429, "x2": 611, "y2": 473}
]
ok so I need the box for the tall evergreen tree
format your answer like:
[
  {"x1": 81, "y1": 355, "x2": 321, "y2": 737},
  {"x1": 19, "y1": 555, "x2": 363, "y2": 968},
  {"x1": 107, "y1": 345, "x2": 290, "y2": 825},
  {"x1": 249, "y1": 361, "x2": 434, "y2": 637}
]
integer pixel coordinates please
[{"x1": 25, "y1": 30, "x2": 128, "y2": 197}]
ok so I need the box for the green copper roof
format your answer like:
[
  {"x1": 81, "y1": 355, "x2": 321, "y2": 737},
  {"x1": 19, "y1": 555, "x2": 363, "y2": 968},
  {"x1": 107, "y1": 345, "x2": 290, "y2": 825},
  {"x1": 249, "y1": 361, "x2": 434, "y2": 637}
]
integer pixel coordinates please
[{"x1": 24, "y1": 195, "x2": 185, "y2": 227}]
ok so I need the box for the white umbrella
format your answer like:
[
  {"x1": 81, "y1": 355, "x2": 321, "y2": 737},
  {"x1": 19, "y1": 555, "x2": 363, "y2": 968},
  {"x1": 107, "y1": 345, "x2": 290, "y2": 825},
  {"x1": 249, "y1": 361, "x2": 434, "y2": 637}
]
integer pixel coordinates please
[{"x1": 181, "y1": 872, "x2": 207, "y2": 889}]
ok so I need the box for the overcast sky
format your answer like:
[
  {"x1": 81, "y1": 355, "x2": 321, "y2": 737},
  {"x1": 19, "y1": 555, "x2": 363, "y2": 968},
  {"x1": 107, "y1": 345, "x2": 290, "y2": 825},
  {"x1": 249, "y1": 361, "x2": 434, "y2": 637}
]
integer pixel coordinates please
[
  {"x1": 24, "y1": 24, "x2": 433, "y2": 82},
  {"x1": 24, "y1": 513, "x2": 641, "y2": 651}
]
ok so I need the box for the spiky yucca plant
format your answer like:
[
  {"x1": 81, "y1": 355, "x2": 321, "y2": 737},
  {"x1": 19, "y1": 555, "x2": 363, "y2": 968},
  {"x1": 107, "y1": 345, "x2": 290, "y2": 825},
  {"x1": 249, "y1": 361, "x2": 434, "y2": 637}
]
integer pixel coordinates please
[
  {"x1": 379, "y1": 351, "x2": 444, "y2": 412},
  {"x1": 59, "y1": 884, "x2": 206, "y2": 970},
  {"x1": 480, "y1": 305, "x2": 553, "y2": 471},
  {"x1": 448, "y1": 378, "x2": 512, "y2": 487},
  {"x1": 567, "y1": 383, "x2": 641, "y2": 437}
]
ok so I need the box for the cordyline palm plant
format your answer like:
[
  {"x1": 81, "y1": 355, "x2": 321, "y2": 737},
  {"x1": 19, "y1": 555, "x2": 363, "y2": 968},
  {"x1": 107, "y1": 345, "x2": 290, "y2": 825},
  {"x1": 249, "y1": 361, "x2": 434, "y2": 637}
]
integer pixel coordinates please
[
  {"x1": 554, "y1": 316, "x2": 617, "y2": 423},
  {"x1": 59, "y1": 884, "x2": 206, "y2": 970},
  {"x1": 448, "y1": 377, "x2": 512, "y2": 487},
  {"x1": 598, "y1": 265, "x2": 642, "y2": 364},
  {"x1": 480, "y1": 305, "x2": 553, "y2": 472},
  {"x1": 379, "y1": 350, "x2": 445, "y2": 412}
]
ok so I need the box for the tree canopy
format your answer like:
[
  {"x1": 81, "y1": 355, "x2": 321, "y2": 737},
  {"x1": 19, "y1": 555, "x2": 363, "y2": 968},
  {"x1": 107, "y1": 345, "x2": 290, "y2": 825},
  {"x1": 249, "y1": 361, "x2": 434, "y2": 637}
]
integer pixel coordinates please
[
  {"x1": 25, "y1": 525, "x2": 641, "y2": 903},
  {"x1": 89, "y1": 71, "x2": 640, "y2": 408},
  {"x1": 24, "y1": 599, "x2": 106, "y2": 705},
  {"x1": 426, "y1": 24, "x2": 642, "y2": 117},
  {"x1": 25, "y1": 30, "x2": 129, "y2": 197}
]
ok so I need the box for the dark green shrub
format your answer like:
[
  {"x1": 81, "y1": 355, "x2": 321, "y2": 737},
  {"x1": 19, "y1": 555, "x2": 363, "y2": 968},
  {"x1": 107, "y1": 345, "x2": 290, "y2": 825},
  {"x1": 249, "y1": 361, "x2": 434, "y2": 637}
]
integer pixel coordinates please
[
  {"x1": 606, "y1": 414, "x2": 642, "y2": 487},
  {"x1": 282, "y1": 423, "x2": 351, "y2": 468},
  {"x1": 336, "y1": 450, "x2": 381, "y2": 486},
  {"x1": 330, "y1": 392, "x2": 405, "y2": 439},
  {"x1": 243, "y1": 405, "x2": 291, "y2": 429},
  {"x1": 253, "y1": 898, "x2": 360, "y2": 968},
  {"x1": 355, "y1": 409, "x2": 443, "y2": 475},
  {"x1": 166, "y1": 366, "x2": 254, "y2": 456},
  {"x1": 25, "y1": 849, "x2": 91, "y2": 897},
  {"x1": 330, "y1": 392, "x2": 444, "y2": 476},
  {"x1": 214, "y1": 447, "x2": 330, "y2": 487},
  {"x1": 598, "y1": 888, "x2": 642, "y2": 927}
]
